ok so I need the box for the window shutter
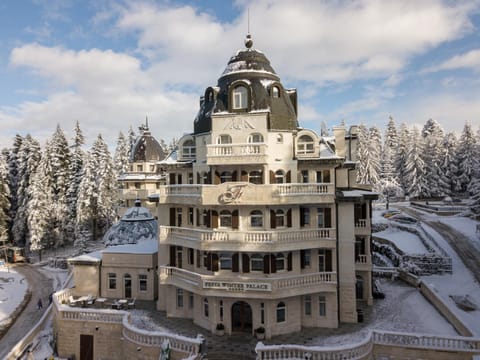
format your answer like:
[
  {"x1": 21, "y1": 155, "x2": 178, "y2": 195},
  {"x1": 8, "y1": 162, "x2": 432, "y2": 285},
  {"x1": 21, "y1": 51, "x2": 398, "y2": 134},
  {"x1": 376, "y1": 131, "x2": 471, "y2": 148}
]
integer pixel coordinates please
[
  {"x1": 270, "y1": 210, "x2": 276, "y2": 229},
  {"x1": 197, "y1": 173, "x2": 201, "y2": 184},
  {"x1": 287, "y1": 252, "x2": 292, "y2": 271},
  {"x1": 214, "y1": 172, "x2": 220, "y2": 184},
  {"x1": 196, "y1": 250, "x2": 201, "y2": 268},
  {"x1": 326, "y1": 249, "x2": 332, "y2": 272},
  {"x1": 169, "y1": 208, "x2": 176, "y2": 226},
  {"x1": 196, "y1": 209, "x2": 200, "y2": 226},
  {"x1": 324, "y1": 170, "x2": 330, "y2": 183},
  {"x1": 300, "y1": 250, "x2": 306, "y2": 269},
  {"x1": 325, "y1": 208, "x2": 332, "y2": 228},
  {"x1": 271, "y1": 254, "x2": 277, "y2": 273},
  {"x1": 269, "y1": 170, "x2": 275, "y2": 184},
  {"x1": 241, "y1": 171, "x2": 248, "y2": 181},
  {"x1": 286, "y1": 170, "x2": 291, "y2": 183},
  {"x1": 232, "y1": 210, "x2": 239, "y2": 229},
  {"x1": 287, "y1": 209, "x2": 292, "y2": 227},
  {"x1": 206, "y1": 252, "x2": 212, "y2": 271},
  {"x1": 242, "y1": 254, "x2": 250, "y2": 273},
  {"x1": 169, "y1": 173, "x2": 176, "y2": 185},
  {"x1": 212, "y1": 253, "x2": 219, "y2": 272},
  {"x1": 169, "y1": 246, "x2": 176, "y2": 267},
  {"x1": 232, "y1": 171, "x2": 237, "y2": 181},
  {"x1": 232, "y1": 253, "x2": 239, "y2": 272},
  {"x1": 263, "y1": 255, "x2": 270, "y2": 274},
  {"x1": 211, "y1": 210, "x2": 218, "y2": 228},
  {"x1": 300, "y1": 208, "x2": 305, "y2": 227}
]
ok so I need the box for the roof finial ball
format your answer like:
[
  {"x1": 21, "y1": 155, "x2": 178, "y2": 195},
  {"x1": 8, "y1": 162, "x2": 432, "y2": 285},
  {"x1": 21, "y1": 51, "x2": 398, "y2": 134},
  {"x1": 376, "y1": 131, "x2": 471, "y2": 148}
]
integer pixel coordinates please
[{"x1": 245, "y1": 33, "x2": 253, "y2": 49}]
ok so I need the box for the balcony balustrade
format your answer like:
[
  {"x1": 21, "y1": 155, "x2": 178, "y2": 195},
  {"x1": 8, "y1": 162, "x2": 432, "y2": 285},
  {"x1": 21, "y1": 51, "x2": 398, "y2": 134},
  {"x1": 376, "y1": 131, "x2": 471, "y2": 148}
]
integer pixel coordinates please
[
  {"x1": 155, "y1": 182, "x2": 335, "y2": 205},
  {"x1": 160, "y1": 226, "x2": 336, "y2": 251},
  {"x1": 206, "y1": 143, "x2": 268, "y2": 164},
  {"x1": 355, "y1": 218, "x2": 371, "y2": 235},
  {"x1": 159, "y1": 266, "x2": 337, "y2": 298},
  {"x1": 119, "y1": 189, "x2": 155, "y2": 200}
]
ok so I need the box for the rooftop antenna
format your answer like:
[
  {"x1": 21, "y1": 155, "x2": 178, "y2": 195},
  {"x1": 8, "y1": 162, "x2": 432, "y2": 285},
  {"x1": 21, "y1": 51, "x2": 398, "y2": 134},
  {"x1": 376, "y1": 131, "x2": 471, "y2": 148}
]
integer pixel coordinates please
[{"x1": 245, "y1": 7, "x2": 253, "y2": 49}]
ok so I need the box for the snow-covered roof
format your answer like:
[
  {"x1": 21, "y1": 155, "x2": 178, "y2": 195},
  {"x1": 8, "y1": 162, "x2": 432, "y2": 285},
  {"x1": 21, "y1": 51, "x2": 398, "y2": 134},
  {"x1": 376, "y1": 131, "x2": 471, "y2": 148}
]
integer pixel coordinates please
[
  {"x1": 338, "y1": 190, "x2": 379, "y2": 200},
  {"x1": 68, "y1": 250, "x2": 103, "y2": 264},
  {"x1": 103, "y1": 239, "x2": 158, "y2": 255}
]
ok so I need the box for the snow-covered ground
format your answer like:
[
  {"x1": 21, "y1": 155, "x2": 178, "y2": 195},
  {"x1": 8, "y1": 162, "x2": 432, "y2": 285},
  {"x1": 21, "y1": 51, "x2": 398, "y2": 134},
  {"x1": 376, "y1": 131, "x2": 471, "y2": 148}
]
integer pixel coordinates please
[
  {"x1": 0, "y1": 265, "x2": 28, "y2": 327},
  {"x1": 375, "y1": 226, "x2": 428, "y2": 254}
]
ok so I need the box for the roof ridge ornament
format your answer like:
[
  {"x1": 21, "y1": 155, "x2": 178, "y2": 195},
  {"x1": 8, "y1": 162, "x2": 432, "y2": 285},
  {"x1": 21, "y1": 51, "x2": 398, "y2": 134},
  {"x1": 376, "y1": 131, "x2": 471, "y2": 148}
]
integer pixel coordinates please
[{"x1": 245, "y1": 33, "x2": 253, "y2": 49}]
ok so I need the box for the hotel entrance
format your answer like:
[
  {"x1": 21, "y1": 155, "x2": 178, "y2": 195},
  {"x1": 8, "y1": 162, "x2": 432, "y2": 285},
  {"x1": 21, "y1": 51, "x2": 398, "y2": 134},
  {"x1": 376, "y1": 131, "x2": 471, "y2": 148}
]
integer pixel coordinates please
[{"x1": 231, "y1": 301, "x2": 252, "y2": 333}]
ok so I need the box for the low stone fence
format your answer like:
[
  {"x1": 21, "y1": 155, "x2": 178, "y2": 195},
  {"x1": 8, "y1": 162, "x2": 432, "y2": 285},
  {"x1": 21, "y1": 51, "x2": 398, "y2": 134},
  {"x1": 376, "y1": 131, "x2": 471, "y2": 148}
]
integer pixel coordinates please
[
  {"x1": 53, "y1": 288, "x2": 204, "y2": 360},
  {"x1": 255, "y1": 330, "x2": 480, "y2": 360}
]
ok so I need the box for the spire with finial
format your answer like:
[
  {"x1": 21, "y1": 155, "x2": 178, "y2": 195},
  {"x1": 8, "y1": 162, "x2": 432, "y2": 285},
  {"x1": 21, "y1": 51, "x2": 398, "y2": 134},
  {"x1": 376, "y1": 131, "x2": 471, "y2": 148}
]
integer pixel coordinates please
[{"x1": 244, "y1": 7, "x2": 253, "y2": 49}]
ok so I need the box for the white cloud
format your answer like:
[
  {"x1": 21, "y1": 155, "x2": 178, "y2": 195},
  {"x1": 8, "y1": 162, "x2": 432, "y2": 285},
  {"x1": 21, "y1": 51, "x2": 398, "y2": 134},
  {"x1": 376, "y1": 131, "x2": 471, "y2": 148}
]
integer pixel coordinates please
[{"x1": 423, "y1": 49, "x2": 480, "y2": 73}]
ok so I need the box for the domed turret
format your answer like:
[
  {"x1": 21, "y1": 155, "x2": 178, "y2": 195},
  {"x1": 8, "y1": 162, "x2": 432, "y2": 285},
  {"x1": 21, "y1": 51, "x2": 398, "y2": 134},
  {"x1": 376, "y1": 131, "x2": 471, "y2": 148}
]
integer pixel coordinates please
[
  {"x1": 103, "y1": 200, "x2": 158, "y2": 246},
  {"x1": 194, "y1": 34, "x2": 298, "y2": 134},
  {"x1": 131, "y1": 119, "x2": 166, "y2": 162}
]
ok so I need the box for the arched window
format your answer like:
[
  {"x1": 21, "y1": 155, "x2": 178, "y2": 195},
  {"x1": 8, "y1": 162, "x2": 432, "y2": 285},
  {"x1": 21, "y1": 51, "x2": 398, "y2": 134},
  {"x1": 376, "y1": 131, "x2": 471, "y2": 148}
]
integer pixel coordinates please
[
  {"x1": 275, "y1": 170, "x2": 285, "y2": 184},
  {"x1": 275, "y1": 209, "x2": 286, "y2": 227},
  {"x1": 272, "y1": 86, "x2": 280, "y2": 98},
  {"x1": 207, "y1": 90, "x2": 214, "y2": 102},
  {"x1": 251, "y1": 254, "x2": 264, "y2": 271},
  {"x1": 297, "y1": 135, "x2": 315, "y2": 154},
  {"x1": 217, "y1": 134, "x2": 232, "y2": 144},
  {"x1": 182, "y1": 139, "x2": 196, "y2": 159},
  {"x1": 219, "y1": 210, "x2": 232, "y2": 227},
  {"x1": 248, "y1": 133, "x2": 263, "y2": 143},
  {"x1": 232, "y1": 85, "x2": 248, "y2": 109},
  {"x1": 250, "y1": 210, "x2": 263, "y2": 227},
  {"x1": 249, "y1": 170, "x2": 263, "y2": 184},
  {"x1": 276, "y1": 302, "x2": 286, "y2": 323}
]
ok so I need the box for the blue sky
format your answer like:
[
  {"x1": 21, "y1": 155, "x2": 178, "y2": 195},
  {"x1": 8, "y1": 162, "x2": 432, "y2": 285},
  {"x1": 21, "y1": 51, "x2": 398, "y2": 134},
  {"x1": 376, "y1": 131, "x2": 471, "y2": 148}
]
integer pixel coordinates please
[{"x1": 1, "y1": 0, "x2": 479, "y2": 148}]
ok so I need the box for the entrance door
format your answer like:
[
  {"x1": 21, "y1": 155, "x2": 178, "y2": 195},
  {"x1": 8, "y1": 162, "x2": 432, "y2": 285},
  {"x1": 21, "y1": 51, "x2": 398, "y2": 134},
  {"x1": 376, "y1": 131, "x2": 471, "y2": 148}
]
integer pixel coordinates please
[
  {"x1": 124, "y1": 274, "x2": 132, "y2": 298},
  {"x1": 80, "y1": 334, "x2": 93, "y2": 360},
  {"x1": 231, "y1": 301, "x2": 252, "y2": 332}
]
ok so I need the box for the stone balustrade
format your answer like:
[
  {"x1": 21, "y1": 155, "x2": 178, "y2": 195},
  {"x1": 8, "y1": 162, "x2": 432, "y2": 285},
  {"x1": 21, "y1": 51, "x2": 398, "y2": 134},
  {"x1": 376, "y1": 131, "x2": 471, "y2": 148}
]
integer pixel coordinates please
[
  {"x1": 155, "y1": 182, "x2": 335, "y2": 205},
  {"x1": 122, "y1": 316, "x2": 202, "y2": 356},
  {"x1": 161, "y1": 226, "x2": 336, "y2": 250},
  {"x1": 255, "y1": 330, "x2": 480, "y2": 359},
  {"x1": 159, "y1": 266, "x2": 337, "y2": 296},
  {"x1": 207, "y1": 143, "x2": 269, "y2": 164}
]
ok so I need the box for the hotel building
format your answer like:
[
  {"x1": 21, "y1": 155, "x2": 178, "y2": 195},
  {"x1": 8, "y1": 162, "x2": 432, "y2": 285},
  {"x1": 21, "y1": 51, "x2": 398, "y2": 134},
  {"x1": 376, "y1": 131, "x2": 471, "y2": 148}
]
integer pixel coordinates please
[{"x1": 154, "y1": 34, "x2": 377, "y2": 339}]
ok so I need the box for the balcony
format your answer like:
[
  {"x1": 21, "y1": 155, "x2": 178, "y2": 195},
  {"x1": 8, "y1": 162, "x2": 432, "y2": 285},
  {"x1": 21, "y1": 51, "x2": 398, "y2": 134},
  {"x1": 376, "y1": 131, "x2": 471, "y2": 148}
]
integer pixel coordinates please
[
  {"x1": 119, "y1": 189, "x2": 156, "y2": 200},
  {"x1": 206, "y1": 143, "x2": 268, "y2": 165},
  {"x1": 156, "y1": 183, "x2": 335, "y2": 205},
  {"x1": 355, "y1": 254, "x2": 372, "y2": 271},
  {"x1": 159, "y1": 266, "x2": 337, "y2": 299},
  {"x1": 355, "y1": 219, "x2": 371, "y2": 235},
  {"x1": 160, "y1": 226, "x2": 336, "y2": 251}
]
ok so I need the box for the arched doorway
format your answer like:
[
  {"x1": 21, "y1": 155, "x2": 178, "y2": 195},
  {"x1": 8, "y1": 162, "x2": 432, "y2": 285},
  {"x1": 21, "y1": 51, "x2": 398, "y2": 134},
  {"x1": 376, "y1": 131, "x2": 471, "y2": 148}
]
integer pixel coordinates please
[
  {"x1": 356, "y1": 275, "x2": 364, "y2": 300},
  {"x1": 231, "y1": 301, "x2": 252, "y2": 332}
]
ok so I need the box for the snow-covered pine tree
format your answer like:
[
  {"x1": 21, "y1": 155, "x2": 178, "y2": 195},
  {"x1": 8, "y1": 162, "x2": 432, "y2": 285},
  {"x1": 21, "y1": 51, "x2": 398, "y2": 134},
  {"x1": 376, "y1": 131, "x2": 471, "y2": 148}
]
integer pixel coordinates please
[
  {"x1": 468, "y1": 128, "x2": 480, "y2": 217},
  {"x1": 0, "y1": 152, "x2": 10, "y2": 243},
  {"x1": 378, "y1": 117, "x2": 402, "y2": 201},
  {"x1": 456, "y1": 122, "x2": 478, "y2": 194},
  {"x1": 368, "y1": 126, "x2": 382, "y2": 188},
  {"x1": 355, "y1": 123, "x2": 370, "y2": 184},
  {"x1": 28, "y1": 142, "x2": 54, "y2": 255},
  {"x1": 113, "y1": 131, "x2": 130, "y2": 176},
  {"x1": 421, "y1": 119, "x2": 444, "y2": 198},
  {"x1": 405, "y1": 127, "x2": 428, "y2": 198},
  {"x1": 93, "y1": 134, "x2": 118, "y2": 237},
  {"x1": 47, "y1": 125, "x2": 72, "y2": 248},
  {"x1": 438, "y1": 132, "x2": 458, "y2": 196},
  {"x1": 395, "y1": 123, "x2": 410, "y2": 194},
  {"x1": 66, "y1": 121, "x2": 85, "y2": 245},
  {"x1": 76, "y1": 135, "x2": 118, "y2": 247},
  {"x1": 127, "y1": 126, "x2": 136, "y2": 160},
  {"x1": 12, "y1": 135, "x2": 41, "y2": 247},
  {"x1": 6, "y1": 135, "x2": 23, "y2": 241}
]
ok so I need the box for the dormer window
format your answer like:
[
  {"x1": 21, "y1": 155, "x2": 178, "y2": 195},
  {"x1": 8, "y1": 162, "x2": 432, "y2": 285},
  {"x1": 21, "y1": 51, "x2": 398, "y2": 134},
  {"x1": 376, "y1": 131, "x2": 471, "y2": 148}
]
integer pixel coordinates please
[
  {"x1": 272, "y1": 86, "x2": 280, "y2": 98},
  {"x1": 207, "y1": 91, "x2": 214, "y2": 102},
  {"x1": 182, "y1": 139, "x2": 196, "y2": 159},
  {"x1": 232, "y1": 85, "x2": 248, "y2": 110},
  {"x1": 297, "y1": 135, "x2": 315, "y2": 154}
]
